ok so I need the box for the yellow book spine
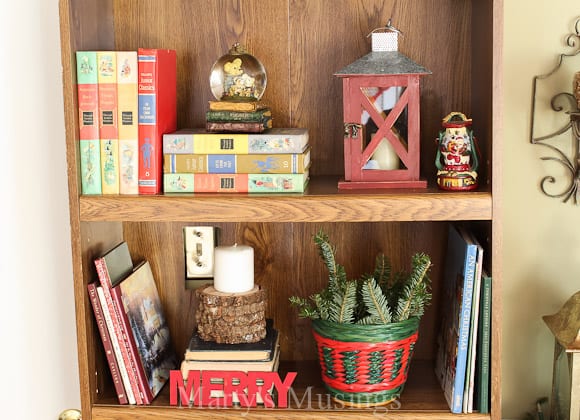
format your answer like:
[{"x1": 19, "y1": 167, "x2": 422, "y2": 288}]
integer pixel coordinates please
[
  {"x1": 193, "y1": 133, "x2": 250, "y2": 154},
  {"x1": 116, "y1": 51, "x2": 138, "y2": 194}
]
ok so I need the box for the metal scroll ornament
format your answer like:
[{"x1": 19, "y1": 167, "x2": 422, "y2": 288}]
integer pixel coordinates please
[{"x1": 530, "y1": 18, "x2": 580, "y2": 204}]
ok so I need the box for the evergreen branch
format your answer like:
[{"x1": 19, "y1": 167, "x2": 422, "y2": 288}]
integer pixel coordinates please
[
  {"x1": 361, "y1": 276, "x2": 392, "y2": 324},
  {"x1": 314, "y1": 230, "x2": 346, "y2": 288},
  {"x1": 328, "y1": 279, "x2": 357, "y2": 323},
  {"x1": 394, "y1": 253, "x2": 432, "y2": 322},
  {"x1": 289, "y1": 296, "x2": 320, "y2": 319},
  {"x1": 373, "y1": 253, "x2": 391, "y2": 292}
]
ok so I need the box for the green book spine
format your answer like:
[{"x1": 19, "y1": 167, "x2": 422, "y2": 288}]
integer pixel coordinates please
[
  {"x1": 475, "y1": 274, "x2": 492, "y2": 414},
  {"x1": 206, "y1": 108, "x2": 272, "y2": 122}
]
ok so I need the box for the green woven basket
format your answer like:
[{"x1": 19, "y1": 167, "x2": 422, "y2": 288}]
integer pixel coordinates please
[{"x1": 312, "y1": 316, "x2": 420, "y2": 407}]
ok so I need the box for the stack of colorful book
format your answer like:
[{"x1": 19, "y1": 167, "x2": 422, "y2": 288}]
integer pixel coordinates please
[
  {"x1": 87, "y1": 242, "x2": 178, "y2": 405},
  {"x1": 162, "y1": 127, "x2": 310, "y2": 193},
  {"x1": 206, "y1": 100, "x2": 272, "y2": 133},
  {"x1": 75, "y1": 48, "x2": 176, "y2": 195}
]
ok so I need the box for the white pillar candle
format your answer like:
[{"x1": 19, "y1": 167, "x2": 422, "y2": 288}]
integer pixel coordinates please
[{"x1": 213, "y1": 244, "x2": 254, "y2": 293}]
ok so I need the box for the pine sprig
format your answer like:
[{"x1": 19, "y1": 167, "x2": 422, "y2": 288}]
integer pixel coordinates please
[
  {"x1": 328, "y1": 279, "x2": 357, "y2": 323},
  {"x1": 289, "y1": 296, "x2": 320, "y2": 319},
  {"x1": 360, "y1": 276, "x2": 392, "y2": 324},
  {"x1": 373, "y1": 254, "x2": 392, "y2": 292},
  {"x1": 393, "y1": 253, "x2": 432, "y2": 322},
  {"x1": 289, "y1": 231, "x2": 432, "y2": 325},
  {"x1": 314, "y1": 231, "x2": 346, "y2": 288}
]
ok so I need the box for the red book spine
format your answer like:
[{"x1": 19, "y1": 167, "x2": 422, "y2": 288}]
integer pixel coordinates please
[
  {"x1": 87, "y1": 283, "x2": 128, "y2": 405},
  {"x1": 95, "y1": 258, "x2": 143, "y2": 404},
  {"x1": 111, "y1": 286, "x2": 155, "y2": 404},
  {"x1": 138, "y1": 48, "x2": 177, "y2": 194}
]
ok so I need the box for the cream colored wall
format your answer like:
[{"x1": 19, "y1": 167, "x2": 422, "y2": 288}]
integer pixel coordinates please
[
  {"x1": 0, "y1": 0, "x2": 80, "y2": 418},
  {"x1": 503, "y1": 2, "x2": 580, "y2": 418}
]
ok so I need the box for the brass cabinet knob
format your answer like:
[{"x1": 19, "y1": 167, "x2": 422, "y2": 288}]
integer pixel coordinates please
[{"x1": 59, "y1": 409, "x2": 81, "y2": 420}]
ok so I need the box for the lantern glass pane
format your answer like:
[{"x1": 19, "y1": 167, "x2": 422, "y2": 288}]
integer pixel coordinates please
[{"x1": 359, "y1": 87, "x2": 408, "y2": 171}]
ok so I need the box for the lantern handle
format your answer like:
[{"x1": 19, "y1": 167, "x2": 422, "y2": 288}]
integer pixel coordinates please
[{"x1": 366, "y1": 18, "x2": 404, "y2": 38}]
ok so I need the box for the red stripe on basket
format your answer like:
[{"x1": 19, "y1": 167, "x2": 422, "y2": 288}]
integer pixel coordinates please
[{"x1": 312, "y1": 330, "x2": 419, "y2": 393}]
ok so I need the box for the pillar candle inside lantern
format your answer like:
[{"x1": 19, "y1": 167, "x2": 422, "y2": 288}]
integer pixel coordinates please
[{"x1": 213, "y1": 244, "x2": 254, "y2": 293}]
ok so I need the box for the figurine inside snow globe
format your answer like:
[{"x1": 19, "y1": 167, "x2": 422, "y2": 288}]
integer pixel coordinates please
[
  {"x1": 209, "y1": 43, "x2": 267, "y2": 102},
  {"x1": 435, "y1": 112, "x2": 479, "y2": 191}
]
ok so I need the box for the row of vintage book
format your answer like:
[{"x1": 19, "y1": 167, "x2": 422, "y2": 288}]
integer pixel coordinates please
[
  {"x1": 76, "y1": 49, "x2": 177, "y2": 195},
  {"x1": 76, "y1": 48, "x2": 311, "y2": 195},
  {"x1": 87, "y1": 242, "x2": 178, "y2": 404},
  {"x1": 434, "y1": 224, "x2": 492, "y2": 414}
]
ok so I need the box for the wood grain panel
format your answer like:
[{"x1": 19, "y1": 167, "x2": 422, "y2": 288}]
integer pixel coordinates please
[
  {"x1": 113, "y1": 0, "x2": 290, "y2": 129},
  {"x1": 79, "y1": 187, "x2": 492, "y2": 222}
]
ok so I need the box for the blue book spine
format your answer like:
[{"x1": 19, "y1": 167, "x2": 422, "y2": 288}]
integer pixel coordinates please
[
  {"x1": 207, "y1": 155, "x2": 236, "y2": 173},
  {"x1": 451, "y1": 234, "x2": 477, "y2": 413}
]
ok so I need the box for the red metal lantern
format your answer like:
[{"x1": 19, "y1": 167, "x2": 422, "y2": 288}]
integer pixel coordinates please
[{"x1": 335, "y1": 51, "x2": 430, "y2": 189}]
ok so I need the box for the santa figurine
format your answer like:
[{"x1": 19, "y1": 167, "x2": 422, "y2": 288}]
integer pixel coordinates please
[{"x1": 435, "y1": 112, "x2": 479, "y2": 191}]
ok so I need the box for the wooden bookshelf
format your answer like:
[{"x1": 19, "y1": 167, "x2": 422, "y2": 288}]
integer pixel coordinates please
[{"x1": 58, "y1": 1, "x2": 503, "y2": 419}]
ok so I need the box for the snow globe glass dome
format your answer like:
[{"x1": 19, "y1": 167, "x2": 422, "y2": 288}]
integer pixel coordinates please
[{"x1": 209, "y1": 43, "x2": 267, "y2": 102}]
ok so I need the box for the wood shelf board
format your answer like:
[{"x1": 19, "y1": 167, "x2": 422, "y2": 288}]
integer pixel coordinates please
[
  {"x1": 79, "y1": 177, "x2": 491, "y2": 222},
  {"x1": 91, "y1": 360, "x2": 490, "y2": 419}
]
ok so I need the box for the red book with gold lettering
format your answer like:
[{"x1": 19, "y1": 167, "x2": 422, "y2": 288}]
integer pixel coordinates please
[{"x1": 137, "y1": 49, "x2": 177, "y2": 194}]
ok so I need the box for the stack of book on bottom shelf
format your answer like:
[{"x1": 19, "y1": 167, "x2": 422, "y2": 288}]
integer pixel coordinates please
[
  {"x1": 434, "y1": 224, "x2": 492, "y2": 414},
  {"x1": 180, "y1": 319, "x2": 280, "y2": 404},
  {"x1": 87, "y1": 241, "x2": 178, "y2": 405},
  {"x1": 162, "y1": 127, "x2": 310, "y2": 193}
]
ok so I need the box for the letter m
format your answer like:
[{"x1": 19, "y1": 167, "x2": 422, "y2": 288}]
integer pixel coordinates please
[{"x1": 170, "y1": 370, "x2": 201, "y2": 406}]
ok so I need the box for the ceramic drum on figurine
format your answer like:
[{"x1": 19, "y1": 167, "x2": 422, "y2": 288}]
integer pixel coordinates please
[{"x1": 435, "y1": 112, "x2": 479, "y2": 191}]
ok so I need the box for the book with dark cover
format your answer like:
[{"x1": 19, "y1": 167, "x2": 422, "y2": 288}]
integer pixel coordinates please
[
  {"x1": 206, "y1": 117, "x2": 272, "y2": 133},
  {"x1": 206, "y1": 108, "x2": 272, "y2": 123},
  {"x1": 87, "y1": 282, "x2": 129, "y2": 404},
  {"x1": 475, "y1": 272, "x2": 492, "y2": 414},
  {"x1": 185, "y1": 319, "x2": 278, "y2": 361},
  {"x1": 181, "y1": 344, "x2": 280, "y2": 373},
  {"x1": 434, "y1": 224, "x2": 478, "y2": 413},
  {"x1": 114, "y1": 260, "x2": 179, "y2": 403}
]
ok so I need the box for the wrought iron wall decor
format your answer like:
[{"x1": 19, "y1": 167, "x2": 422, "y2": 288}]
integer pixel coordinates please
[{"x1": 530, "y1": 17, "x2": 580, "y2": 204}]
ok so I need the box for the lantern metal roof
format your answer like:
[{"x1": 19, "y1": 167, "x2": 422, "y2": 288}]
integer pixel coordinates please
[{"x1": 335, "y1": 51, "x2": 431, "y2": 77}]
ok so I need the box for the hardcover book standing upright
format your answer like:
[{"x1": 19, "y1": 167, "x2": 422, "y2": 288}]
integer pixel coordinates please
[
  {"x1": 434, "y1": 224, "x2": 478, "y2": 414},
  {"x1": 97, "y1": 51, "x2": 120, "y2": 194},
  {"x1": 87, "y1": 282, "x2": 129, "y2": 404},
  {"x1": 138, "y1": 48, "x2": 177, "y2": 194},
  {"x1": 76, "y1": 51, "x2": 102, "y2": 194},
  {"x1": 117, "y1": 51, "x2": 139, "y2": 194},
  {"x1": 114, "y1": 260, "x2": 178, "y2": 402}
]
